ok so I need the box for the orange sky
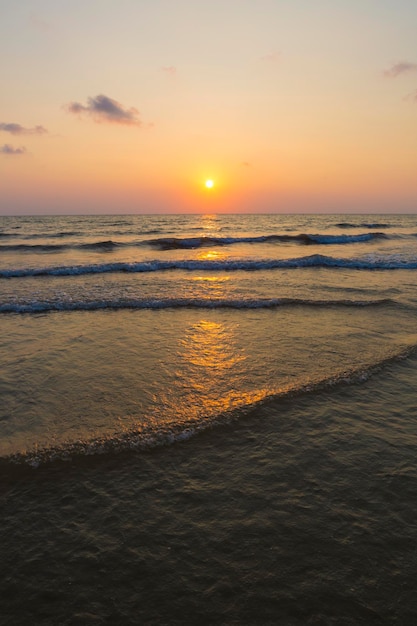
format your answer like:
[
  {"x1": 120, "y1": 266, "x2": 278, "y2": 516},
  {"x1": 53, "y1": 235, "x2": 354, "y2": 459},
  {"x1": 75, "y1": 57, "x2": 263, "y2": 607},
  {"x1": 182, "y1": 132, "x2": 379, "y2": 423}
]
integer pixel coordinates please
[{"x1": 1, "y1": 1, "x2": 417, "y2": 214}]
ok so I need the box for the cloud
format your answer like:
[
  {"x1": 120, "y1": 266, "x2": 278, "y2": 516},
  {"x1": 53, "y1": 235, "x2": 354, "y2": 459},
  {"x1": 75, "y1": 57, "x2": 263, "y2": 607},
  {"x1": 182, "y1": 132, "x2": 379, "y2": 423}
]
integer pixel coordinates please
[
  {"x1": 161, "y1": 66, "x2": 177, "y2": 76},
  {"x1": 29, "y1": 13, "x2": 52, "y2": 32},
  {"x1": 260, "y1": 52, "x2": 281, "y2": 64},
  {"x1": 0, "y1": 144, "x2": 27, "y2": 155},
  {"x1": 384, "y1": 62, "x2": 417, "y2": 78},
  {"x1": 0, "y1": 122, "x2": 47, "y2": 135},
  {"x1": 405, "y1": 90, "x2": 417, "y2": 103},
  {"x1": 66, "y1": 94, "x2": 142, "y2": 126}
]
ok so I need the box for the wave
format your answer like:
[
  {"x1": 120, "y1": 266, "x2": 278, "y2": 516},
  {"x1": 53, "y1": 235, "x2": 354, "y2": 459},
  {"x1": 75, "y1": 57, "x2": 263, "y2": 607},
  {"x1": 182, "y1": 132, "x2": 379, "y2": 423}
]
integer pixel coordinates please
[
  {"x1": 0, "y1": 231, "x2": 388, "y2": 254},
  {"x1": 140, "y1": 229, "x2": 163, "y2": 235},
  {"x1": 0, "y1": 243, "x2": 68, "y2": 252},
  {"x1": 307, "y1": 232, "x2": 387, "y2": 244},
  {"x1": 43, "y1": 231, "x2": 83, "y2": 238},
  {"x1": 2, "y1": 231, "x2": 83, "y2": 240},
  {"x1": 4, "y1": 343, "x2": 416, "y2": 469},
  {"x1": 0, "y1": 296, "x2": 394, "y2": 315},
  {"x1": 0, "y1": 240, "x2": 122, "y2": 253},
  {"x1": 2, "y1": 254, "x2": 417, "y2": 278},
  {"x1": 336, "y1": 222, "x2": 392, "y2": 229},
  {"x1": 145, "y1": 232, "x2": 387, "y2": 249},
  {"x1": 80, "y1": 240, "x2": 121, "y2": 251}
]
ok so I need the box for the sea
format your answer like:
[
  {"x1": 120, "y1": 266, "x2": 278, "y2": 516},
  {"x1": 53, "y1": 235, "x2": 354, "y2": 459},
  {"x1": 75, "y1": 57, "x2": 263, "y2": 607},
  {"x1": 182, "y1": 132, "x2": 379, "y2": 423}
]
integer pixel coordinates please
[{"x1": 1, "y1": 213, "x2": 417, "y2": 625}]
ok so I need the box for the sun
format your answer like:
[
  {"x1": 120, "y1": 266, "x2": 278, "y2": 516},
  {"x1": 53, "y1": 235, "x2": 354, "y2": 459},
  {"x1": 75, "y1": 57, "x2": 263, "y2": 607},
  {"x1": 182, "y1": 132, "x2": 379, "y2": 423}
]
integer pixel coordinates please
[{"x1": 205, "y1": 179, "x2": 214, "y2": 189}]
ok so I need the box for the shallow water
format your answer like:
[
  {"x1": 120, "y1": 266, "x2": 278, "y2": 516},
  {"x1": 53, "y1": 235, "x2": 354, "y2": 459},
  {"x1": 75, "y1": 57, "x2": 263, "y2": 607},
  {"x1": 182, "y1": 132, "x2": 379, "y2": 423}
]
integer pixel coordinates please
[
  {"x1": 2, "y1": 213, "x2": 417, "y2": 463},
  {"x1": 2, "y1": 354, "x2": 417, "y2": 625},
  {"x1": 1, "y1": 303, "x2": 416, "y2": 461}
]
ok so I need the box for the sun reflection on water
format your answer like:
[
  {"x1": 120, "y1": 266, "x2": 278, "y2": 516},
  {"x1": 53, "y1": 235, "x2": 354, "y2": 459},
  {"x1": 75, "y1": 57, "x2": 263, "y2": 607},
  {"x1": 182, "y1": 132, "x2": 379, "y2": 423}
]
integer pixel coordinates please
[
  {"x1": 180, "y1": 320, "x2": 244, "y2": 370},
  {"x1": 155, "y1": 318, "x2": 270, "y2": 427},
  {"x1": 190, "y1": 273, "x2": 230, "y2": 302},
  {"x1": 191, "y1": 276, "x2": 229, "y2": 282},
  {"x1": 197, "y1": 249, "x2": 224, "y2": 261},
  {"x1": 200, "y1": 214, "x2": 220, "y2": 233}
]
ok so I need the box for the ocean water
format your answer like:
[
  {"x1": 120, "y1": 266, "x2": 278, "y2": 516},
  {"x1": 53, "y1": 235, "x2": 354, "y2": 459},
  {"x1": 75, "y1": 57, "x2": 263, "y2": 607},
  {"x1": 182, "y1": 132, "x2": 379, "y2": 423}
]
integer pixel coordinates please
[{"x1": 1, "y1": 213, "x2": 417, "y2": 624}]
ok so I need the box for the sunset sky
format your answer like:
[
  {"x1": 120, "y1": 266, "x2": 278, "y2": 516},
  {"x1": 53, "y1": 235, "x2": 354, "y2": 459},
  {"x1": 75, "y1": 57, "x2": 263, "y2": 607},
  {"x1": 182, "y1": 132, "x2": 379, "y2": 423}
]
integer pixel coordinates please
[{"x1": 1, "y1": 0, "x2": 417, "y2": 214}]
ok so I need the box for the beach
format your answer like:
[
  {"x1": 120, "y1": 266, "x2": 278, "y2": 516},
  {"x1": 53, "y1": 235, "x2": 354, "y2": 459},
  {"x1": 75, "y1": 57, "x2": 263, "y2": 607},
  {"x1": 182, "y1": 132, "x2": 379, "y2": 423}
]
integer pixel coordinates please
[{"x1": 1, "y1": 213, "x2": 417, "y2": 624}]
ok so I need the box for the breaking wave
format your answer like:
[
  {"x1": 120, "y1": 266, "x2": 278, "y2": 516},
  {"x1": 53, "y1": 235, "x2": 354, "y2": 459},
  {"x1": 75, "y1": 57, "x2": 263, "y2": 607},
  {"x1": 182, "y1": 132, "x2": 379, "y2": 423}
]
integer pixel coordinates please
[
  {"x1": 336, "y1": 222, "x2": 392, "y2": 229},
  {"x1": 2, "y1": 254, "x2": 417, "y2": 278},
  {"x1": 0, "y1": 296, "x2": 394, "y2": 315},
  {"x1": 0, "y1": 231, "x2": 390, "y2": 254},
  {"x1": 144, "y1": 232, "x2": 387, "y2": 249},
  {"x1": 0, "y1": 240, "x2": 123, "y2": 253}
]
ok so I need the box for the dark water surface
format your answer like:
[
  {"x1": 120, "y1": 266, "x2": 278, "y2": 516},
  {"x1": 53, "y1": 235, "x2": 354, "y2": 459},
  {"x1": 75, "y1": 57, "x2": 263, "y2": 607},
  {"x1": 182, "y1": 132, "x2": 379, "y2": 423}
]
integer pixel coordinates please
[{"x1": 2, "y1": 353, "x2": 417, "y2": 625}]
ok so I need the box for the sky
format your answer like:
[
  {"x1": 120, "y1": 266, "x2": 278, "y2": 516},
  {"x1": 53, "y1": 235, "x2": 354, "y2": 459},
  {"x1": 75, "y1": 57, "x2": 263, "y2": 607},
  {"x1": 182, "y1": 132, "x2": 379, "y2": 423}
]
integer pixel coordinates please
[{"x1": 1, "y1": 0, "x2": 417, "y2": 215}]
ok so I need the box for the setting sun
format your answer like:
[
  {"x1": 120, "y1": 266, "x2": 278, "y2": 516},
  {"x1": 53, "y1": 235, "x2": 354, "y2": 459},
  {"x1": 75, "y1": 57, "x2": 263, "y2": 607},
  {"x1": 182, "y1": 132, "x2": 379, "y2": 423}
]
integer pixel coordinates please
[{"x1": 205, "y1": 179, "x2": 214, "y2": 189}]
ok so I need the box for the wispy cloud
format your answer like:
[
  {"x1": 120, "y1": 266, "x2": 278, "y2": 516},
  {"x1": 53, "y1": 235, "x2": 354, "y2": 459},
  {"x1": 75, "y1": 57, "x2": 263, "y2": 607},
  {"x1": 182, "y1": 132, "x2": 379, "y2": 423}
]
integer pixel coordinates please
[
  {"x1": 384, "y1": 61, "x2": 417, "y2": 78},
  {"x1": 66, "y1": 94, "x2": 142, "y2": 126},
  {"x1": 29, "y1": 13, "x2": 52, "y2": 33},
  {"x1": 0, "y1": 122, "x2": 47, "y2": 135},
  {"x1": 260, "y1": 52, "x2": 281, "y2": 64},
  {"x1": 0, "y1": 144, "x2": 27, "y2": 155},
  {"x1": 161, "y1": 66, "x2": 177, "y2": 76},
  {"x1": 405, "y1": 90, "x2": 417, "y2": 103}
]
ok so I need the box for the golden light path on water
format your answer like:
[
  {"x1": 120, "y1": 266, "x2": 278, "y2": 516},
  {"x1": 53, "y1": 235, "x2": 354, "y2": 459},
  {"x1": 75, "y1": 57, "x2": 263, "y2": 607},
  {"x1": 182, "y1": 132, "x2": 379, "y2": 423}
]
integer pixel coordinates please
[
  {"x1": 154, "y1": 213, "x2": 247, "y2": 432},
  {"x1": 154, "y1": 316, "x2": 271, "y2": 429},
  {"x1": 156, "y1": 236, "x2": 272, "y2": 424},
  {"x1": 152, "y1": 225, "x2": 299, "y2": 430}
]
